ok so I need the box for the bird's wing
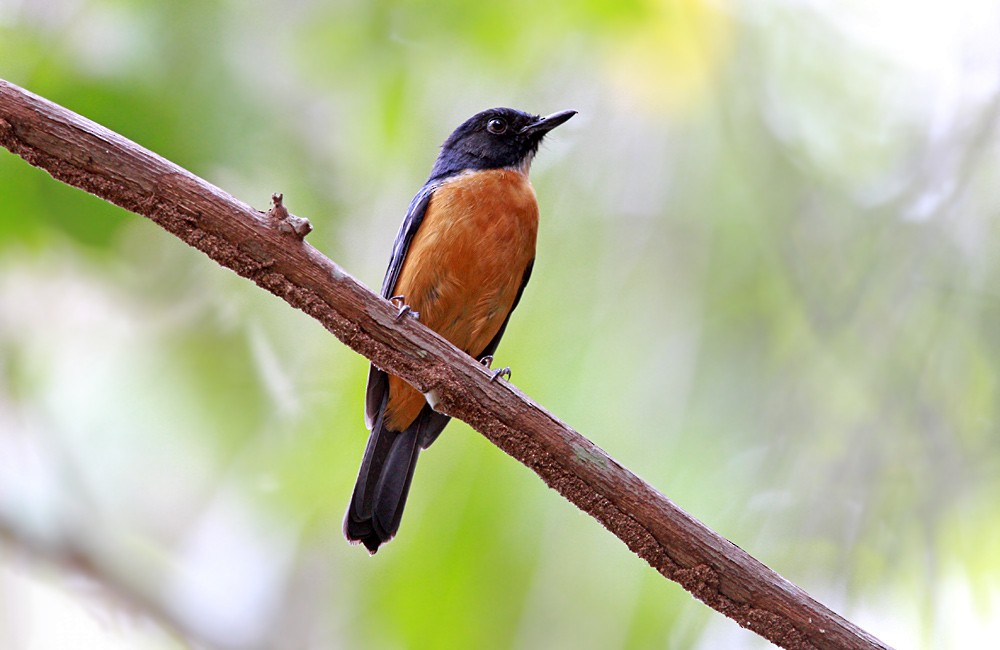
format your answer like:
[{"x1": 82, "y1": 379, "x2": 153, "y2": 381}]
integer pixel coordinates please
[
  {"x1": 476, "y1": 259, "x2": 534, "y2": 361},
  {"x1": 379, "y1": 181, "x2": 441, "y2": 298},
  {"x1": 365, "y1": 180, "x2": 441, "y2": 428}
]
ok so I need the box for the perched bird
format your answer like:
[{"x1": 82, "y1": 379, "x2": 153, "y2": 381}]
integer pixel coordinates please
[{"x1": 344, "y1": 107, "x2": 576, "y2": 553}]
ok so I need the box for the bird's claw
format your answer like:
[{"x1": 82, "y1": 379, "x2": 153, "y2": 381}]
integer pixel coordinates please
[
  {"x1": 480, "y1": 355, "x2": 510, "y2": 381},
  {"x1": 389, "y1": 295, "x2": 419, "y2": 321}
]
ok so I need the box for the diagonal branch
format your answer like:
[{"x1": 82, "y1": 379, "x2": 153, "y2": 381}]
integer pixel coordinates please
[{"x1": 0, "y1": 79, "x2": 891, "y2": 650}]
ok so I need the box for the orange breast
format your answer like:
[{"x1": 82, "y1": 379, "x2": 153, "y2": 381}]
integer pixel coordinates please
[{"x1": 383, "y1": 168, "x2": 539, "y2": 431}]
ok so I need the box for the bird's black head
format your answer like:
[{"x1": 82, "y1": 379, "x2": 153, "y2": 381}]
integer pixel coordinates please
[{"x1": 428, "y1": 107, "x2": 576, "y2": 181}]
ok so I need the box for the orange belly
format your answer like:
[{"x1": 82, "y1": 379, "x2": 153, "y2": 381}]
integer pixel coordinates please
[{"x1": 383, "y1": 168, "x2": 539, "y2": 431}]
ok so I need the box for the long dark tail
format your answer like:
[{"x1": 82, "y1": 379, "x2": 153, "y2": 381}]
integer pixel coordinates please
[{"x1": 344, "y1": 409, "x2": 422, "y2": 554}]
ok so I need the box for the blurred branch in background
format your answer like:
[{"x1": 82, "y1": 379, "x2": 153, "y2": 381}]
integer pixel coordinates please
[
  {"x1": 0, "y1": 512, "x2": 190, "y2": 646},
  {"x1": 0, "y1": 79, "x2": 891, "y2": 649}
]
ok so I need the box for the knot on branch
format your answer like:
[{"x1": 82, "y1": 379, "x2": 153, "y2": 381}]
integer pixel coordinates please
[{"x1": 267, "y1": 192, "x2": 312, "y2": 239}]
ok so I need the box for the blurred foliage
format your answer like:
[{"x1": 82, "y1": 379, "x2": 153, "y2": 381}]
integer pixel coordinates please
[{"x1": 2, "y1": 0, "x2": 1000, "y2": 648}]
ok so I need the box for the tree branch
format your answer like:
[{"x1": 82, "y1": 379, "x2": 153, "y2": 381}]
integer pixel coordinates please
[{"x1": 0, "y1": 79, "x2": 891, "y2": 650}]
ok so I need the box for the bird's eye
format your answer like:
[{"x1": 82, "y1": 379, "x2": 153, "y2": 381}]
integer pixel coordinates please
[{"x1": 487, "y1": 118, "x2": 507, "y2": 135}]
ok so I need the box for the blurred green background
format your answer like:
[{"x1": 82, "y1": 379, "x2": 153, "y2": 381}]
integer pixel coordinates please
[{"x1": 2, "y1": 0, "x2": 1000, "y2": 648}]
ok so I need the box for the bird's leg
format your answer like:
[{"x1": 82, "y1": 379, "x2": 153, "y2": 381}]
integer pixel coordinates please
[
  {"x1": 389, "y1": 295, "x2": 419, "y2": 321},
  {"x1": 479, "y1": 355, "x2": 511, "y2": 382}
]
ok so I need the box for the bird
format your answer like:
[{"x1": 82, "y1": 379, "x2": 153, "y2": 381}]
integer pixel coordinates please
[{"x1": 343, "y1": 107, "x2": 576, "y2": 553}]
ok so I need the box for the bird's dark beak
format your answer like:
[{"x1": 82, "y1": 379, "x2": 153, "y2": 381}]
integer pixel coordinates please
[{"x1": 520, "y1": 110, "x2": 577, "y2": 135}]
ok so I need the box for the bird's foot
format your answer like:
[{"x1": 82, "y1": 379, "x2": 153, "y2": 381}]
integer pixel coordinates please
[
  {"x1": 389, "y1": 295, "x2": 419, "y2": 321},
  {"x1": 480, "y1": 356, "x2": 511, "y2": 382}
]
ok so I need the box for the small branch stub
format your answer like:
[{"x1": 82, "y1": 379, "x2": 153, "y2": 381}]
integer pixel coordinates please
[{"x1": 267, "y1": 192, "x2": 312, "y2": 239}]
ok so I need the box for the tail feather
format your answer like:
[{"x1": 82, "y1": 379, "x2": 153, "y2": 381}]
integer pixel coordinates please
[
  {"x1": 346, "y1": 372, "x2": 452, "y2": 553},
  {"x1": 344, "y1": 411, "x2": 422, "y2": 554}
]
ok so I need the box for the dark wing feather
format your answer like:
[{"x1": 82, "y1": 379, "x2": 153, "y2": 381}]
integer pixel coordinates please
[
  {"x1": 379, "y1": 181, "x2": 442, "y2": 298},
  {"x1": 365, "y1": 181, "x2": 441, "y2": 428},
  {"x1": 476, "y1": 259, "x2": 534, "y2": 361}
]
